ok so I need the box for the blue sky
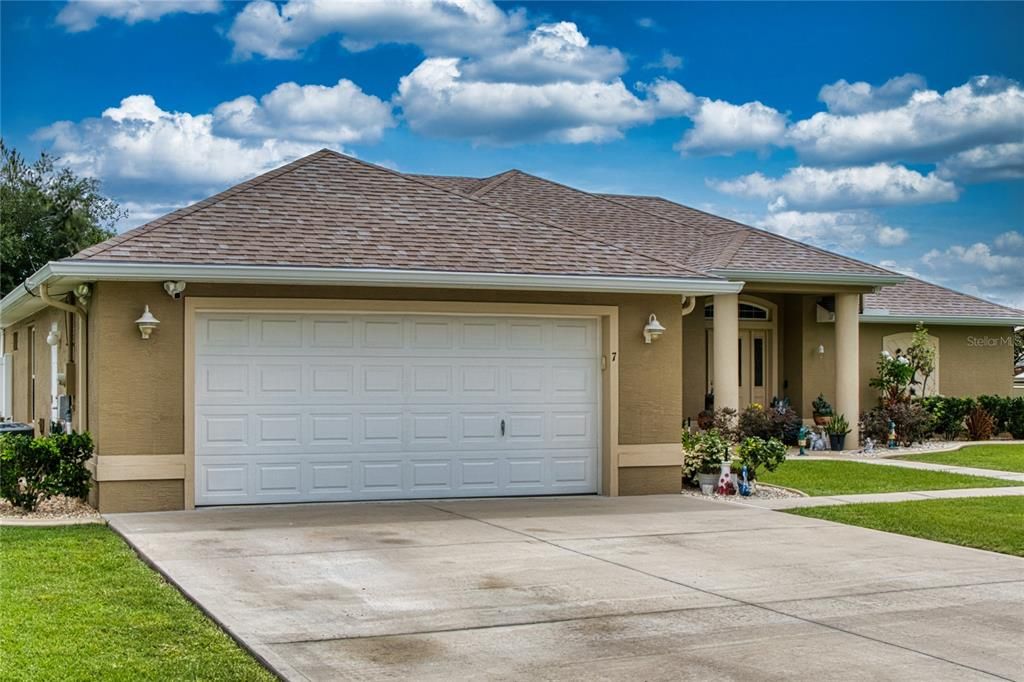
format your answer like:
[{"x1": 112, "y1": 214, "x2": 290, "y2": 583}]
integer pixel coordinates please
[{"x1": 2, "y1": 1, "x2": 1022, "y2": 307}]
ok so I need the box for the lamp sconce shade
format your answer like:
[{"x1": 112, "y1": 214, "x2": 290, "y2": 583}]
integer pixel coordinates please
[
  {"x1": 643, "y1": 313, "x2": 666, "y2": 344},
  {"x1": 136, "y1": 305, "x2": 160, "y2": 340},
  {"x1": 816, "y1": 344, "x2": 825, "y2": 355}
]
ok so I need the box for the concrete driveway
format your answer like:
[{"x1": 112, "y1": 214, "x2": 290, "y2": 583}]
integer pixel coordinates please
[{"x1": 107, "y1": 495, "x2": 1024, "y2": 681}]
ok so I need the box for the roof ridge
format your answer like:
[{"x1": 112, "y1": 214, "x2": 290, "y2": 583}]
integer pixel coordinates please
[
  {"x1": 469, "y1": 170, "x2": 520, "y2": 197},
  {"x1": 77, "y1": 149, "x2": 335, "y2": 260},
  {"x1": 632, "y1": 195, "x2": 895, "y2": 276},
  {"x1": 712, "y1": 231, "x2": 752, "y2": 269},
  {"x1": 309, "y1": 152, "x2": 715, "y2": 280}
]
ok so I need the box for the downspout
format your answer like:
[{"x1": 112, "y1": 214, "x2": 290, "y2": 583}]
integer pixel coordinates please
[
  {"x1": 681, "y1": 295, "x2": 696, "y2": 317},
  {"x1": 39, "y1": 284, "x2": 87, "y2": 433}
]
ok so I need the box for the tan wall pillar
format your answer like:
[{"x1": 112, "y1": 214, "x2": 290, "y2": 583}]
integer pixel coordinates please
[
  {"x1": 713, "y1": 293, "x2": 739, "y2": 412},
  {"x1": 834, "y1": 293, "x2": 860, "y2": 447}
]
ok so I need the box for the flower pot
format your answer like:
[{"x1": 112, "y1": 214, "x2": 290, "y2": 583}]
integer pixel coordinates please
[
  {"x1": 700, "y1": 484, "x2": 714, "y2": 496},
  {"x1": 813, "y1": 415, "x2": 832, "y2": 427},
  {"x1": 829, "y1": 434, "x2": 846, "y2": 451},
  {"x1": 696, "y1": 472, "x2": 718, "y2": 489}
]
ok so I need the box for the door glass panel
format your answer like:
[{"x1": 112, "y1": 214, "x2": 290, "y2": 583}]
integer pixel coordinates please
[
  {"x1": 738, "y1": 338, "x2": 743, "y2": 387},
  {"x1": 754, "y1": 337, "x2": 764, "y2": 387}
]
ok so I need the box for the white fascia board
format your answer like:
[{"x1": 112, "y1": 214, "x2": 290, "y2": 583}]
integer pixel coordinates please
[
  {"x1": 2, "y1": 261, "x2": 745, "y2": 327},
  {"x1": 859, "y1": 313, "x2": 1024, "y2": 327},
  {"x1": 710, "y1": 268, "x2": 906, "y2": 287}
]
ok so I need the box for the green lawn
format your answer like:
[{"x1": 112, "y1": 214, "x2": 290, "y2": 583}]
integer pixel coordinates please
[
  {"x1": 0, "y1": 525, "x2": 275, "y2": 682},
  {"x1": 756, "y1": 460, "x2": 1020, "y2": 496},
  {"x1": 788, "y1": 496, "x2": 1024, "y2": 557},
  {"x1": 898, "y1": 443, "x2": 1024, "y2": 473}
]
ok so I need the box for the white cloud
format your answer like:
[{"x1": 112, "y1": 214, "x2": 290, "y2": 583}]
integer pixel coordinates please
[
  {"x1": 396, "y1": 59, "x2": 691, "y2": 144},
  {"x1": 460, "y1": 22, "x2": 625, "y2": 84},
  {"x1": 920, "y1": 231, "x2": 1024, "y2": 308},
  {"x1": 877, "y1": 259, "x2": 923, "y2": 280},
  {"x1": 710, "y1": 163, "x2": 959, "y2": 211},
  {"x1": 758, "y1": 210, "x2": 909, "y2": 251},
  {"x1": 817, "y1": 73, "x2": 926, "y2": 114},
  {"x1": 33, "y1": 81, "x2": 390, "y2": 199},
  {"x1": 57, "y1": 0, "x2": 221, "y2": 32},
  {"x1": 212, "y1": 78, "x2": 394, "y2": 144},
  {"x1": 936, "y1": 141, "x2": 1024, "y2": 183},
  {"x1": 645, "y1": 50, "x2": 682, "y2": 72},
  {"x1": 788, "y1": 76, "x2": 1024, "y2": 163},
  {"x1": 635, "y1": 17, "x2": 659, "y2": 30},
  {"x1": 676, "y1": 98, "x2": 787, "y2": 156},
  {"x1": 227, "y1": 0, "x2": 524, "y2": 60}
]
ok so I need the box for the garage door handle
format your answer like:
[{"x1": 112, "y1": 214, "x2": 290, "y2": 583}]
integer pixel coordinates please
[{"x1": 500, "y1": 419, "x2": 506, "y2": 437}]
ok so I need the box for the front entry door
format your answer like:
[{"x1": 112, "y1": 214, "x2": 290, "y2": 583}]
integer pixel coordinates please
[{"x1": 706, "y1": 329, "x2": 770, "y2": 410}]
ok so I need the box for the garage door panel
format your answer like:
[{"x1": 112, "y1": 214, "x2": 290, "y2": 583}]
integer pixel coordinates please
[{"x1": 195, "y1": 312, "x2": 599, "y2": 505}]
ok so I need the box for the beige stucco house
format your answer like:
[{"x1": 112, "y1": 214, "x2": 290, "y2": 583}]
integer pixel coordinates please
[{"x1": 2, "y1": 150, "x2": 1021, "y2": 512}]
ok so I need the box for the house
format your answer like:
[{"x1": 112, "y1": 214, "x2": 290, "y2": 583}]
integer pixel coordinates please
[{"x1": 1, "y1": 149, "x2": 1021, "y2": 513}]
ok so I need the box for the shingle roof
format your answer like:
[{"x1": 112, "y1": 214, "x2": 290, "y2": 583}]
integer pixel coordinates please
[
  {"x1": 70, "y1": 152, "x2": 1024, "y2": 321},
  {"x1": 863, "y1": 277, "x2": 1024, "y2": 321},
  {"x1": 72, "y1": 151, "x2": 710, "y2": 280}
]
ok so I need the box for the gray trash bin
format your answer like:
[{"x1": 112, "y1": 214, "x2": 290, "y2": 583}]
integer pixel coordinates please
[{"x1": 0, "y1": 422, "x2": 34, "y2": 438}]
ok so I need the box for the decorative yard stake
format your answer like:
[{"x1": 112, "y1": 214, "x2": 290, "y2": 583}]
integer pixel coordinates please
[
  {"x1": 798, "y1": 425, "x2": 809, "y2": 456},
  {"x1": 888, "y1": 420, "x2": 897, "y2": 449}
]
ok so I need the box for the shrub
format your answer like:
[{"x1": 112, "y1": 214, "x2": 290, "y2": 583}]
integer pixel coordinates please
[
  {"x1": 737, "y1": 403, "x2": 801, "y2": 445},
  {"x1": 697, "y1": 408, "x2": 738, "y2": 441},
  {"x1": 811, "y1": 394, "x2": 833, "y2": 417},
  {"x1": 920, "y1": 396, "x2": 974, "y2": 440},
  {"x1": 977, "y1": 395, "x2": 1011, "y2": 434},
  {"x1": 860, "y1": 403, "x2": 932, "y2": 447},
  {"x1": 1006, "y1": 397, "x2": 1024, "y2": 439},
  {"x1": 735, "y1": 436, "x2": 787, "y2": 480},
  {"x1": 0, "y1": 432, "x2": 94, "y2": 511},
  {"x1": 869, "y1": 351, "x2": 916, "y2": 406},
  {"x1": 965, "y1": 407, "x2": 994, "y2": 441},
  {"x1": 682, "y1": 430, "x2": 730, "y2": 483}
]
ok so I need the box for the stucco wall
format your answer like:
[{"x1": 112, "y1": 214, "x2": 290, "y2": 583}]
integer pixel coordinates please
[{"x1": 86, "y1": 281, "x2": 684, "y2": 511}]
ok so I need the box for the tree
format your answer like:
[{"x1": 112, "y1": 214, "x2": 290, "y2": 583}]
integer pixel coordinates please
[
  {"x1": 1015, "y1": 327, "x2": 1023, "y2": 369},
  {"x1": 0, "y1": 141, "x2": 123, "y2": 296},
  {"x1": 905, "y1": 322, "x2": 937, "y2": 396}
]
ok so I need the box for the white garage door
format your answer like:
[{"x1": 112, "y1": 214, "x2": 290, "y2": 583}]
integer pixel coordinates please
[{"x1": 194, "y1": 312, "x2": 600, "y2": 505}]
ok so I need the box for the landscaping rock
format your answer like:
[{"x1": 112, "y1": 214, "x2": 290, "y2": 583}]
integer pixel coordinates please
[{"x1": 0, "y1": 495, "x2": 100, "y2": 521}]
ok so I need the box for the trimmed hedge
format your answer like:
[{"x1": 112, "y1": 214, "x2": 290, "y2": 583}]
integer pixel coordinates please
[{"x1": 0, "y1": 432, "x2": 93, "y2": 511}]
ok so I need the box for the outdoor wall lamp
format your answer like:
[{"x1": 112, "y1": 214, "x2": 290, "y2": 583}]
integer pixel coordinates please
[
  {"x1": 643, "y1": 313, "x2": 666, "y2": 344},
  {"x1": 46, "y1": 325, "x2": 60, "y2": 347},
  {"x1": 816, "y1": 344, "x2": 825, "y2": 356},
  {"x1": 135, "y1": 305, "x2": 160, "y2": 340}
]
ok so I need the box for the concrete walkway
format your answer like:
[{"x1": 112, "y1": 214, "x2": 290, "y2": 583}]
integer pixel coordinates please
[
  {"x1": 108, "y1": 495, "x2": 1024, "y2": 680},
  {"x1": 744, "y1": 485, "x2": 1024, "y2": 510},
  {"x1": 795, "y1": 454, "x2": 1024, "y2": 482}
]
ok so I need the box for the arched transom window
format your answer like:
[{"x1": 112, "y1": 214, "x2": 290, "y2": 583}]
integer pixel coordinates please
[{"x1": 704, "y1": 302, "x2": 770, "y2": 320}]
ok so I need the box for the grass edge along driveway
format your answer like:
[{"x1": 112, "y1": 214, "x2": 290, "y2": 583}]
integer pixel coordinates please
[
  {"x1": 787, "y1": 496, "x2": 1024, "y2": 557},
  {"x1": 898, "y1": 443, "x2": 1024, "y2": 474},
  {"x1": 0, "y1": 525, "x2": 276, "y2": 682},
  {"x1": 756, "y1": 459, "x2": 1021, "y2": 496}
]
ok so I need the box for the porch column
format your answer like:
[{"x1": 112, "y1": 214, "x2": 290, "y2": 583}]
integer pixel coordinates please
[
  {"x1": 834, "y1": 293, "x2": 860, "y2": 447},
  {"x1": 713, "y1": 293, "x2": 739, "y2": 412}
]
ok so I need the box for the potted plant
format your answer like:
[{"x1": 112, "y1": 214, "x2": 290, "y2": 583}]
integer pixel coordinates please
[
  {"x1": 682, "y1": 430, "x2": 730, "y2": 491},
  {"x1": 826, "y1": 413, "x2": 851, "y2": 451},
  {"x1": 811, "y1": 393, "x2": 833, "y2": 426}
]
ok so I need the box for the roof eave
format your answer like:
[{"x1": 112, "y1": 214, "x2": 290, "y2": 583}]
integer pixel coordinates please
[
  {"x1": 709, "y1": 268, "x2": 906, "y2": 287},
  {"x1": 1, "y1": 261, "x2": 744, "y2": 328},
  {"x1": 860, "y1": 313, "x2": 1024, "y2": 327}
]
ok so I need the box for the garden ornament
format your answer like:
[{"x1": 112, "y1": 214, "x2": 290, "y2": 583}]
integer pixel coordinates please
[
  {"x1": 888, "y1": 420, "x2": 897, "y2": 449},
  {"x1": 738, "y1": 466, "x2": 752, "y2": 496},
  {"x1": 862, "y1": 438, "x2": 875, "y2": 453},
  {"x1": 798, "y1": 425, "x2": 810, "y2": 456},
  {"x1": 810, "y1": 429, "x2": 829, "y2": 451}
]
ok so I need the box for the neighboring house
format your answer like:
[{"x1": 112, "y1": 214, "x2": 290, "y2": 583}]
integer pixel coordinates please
[{"x1": 1, "y1": 150, "x2": 1021, "y2": 513}]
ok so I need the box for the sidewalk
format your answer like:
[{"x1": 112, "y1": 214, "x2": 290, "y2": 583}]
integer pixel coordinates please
[
  {"x1": 794, "y1": 454, "x2": 1024, "y2": 483},
  {"x1": 743, "y1": 485, "x2": 1024, "y2": 510}
]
